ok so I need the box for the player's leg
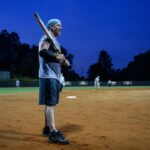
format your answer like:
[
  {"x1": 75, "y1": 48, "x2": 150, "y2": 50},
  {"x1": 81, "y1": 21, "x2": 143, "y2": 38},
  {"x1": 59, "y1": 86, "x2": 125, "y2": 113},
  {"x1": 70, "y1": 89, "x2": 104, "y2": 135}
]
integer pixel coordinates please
[
  {"x1": 45, "y1": 78, "x2": 70, "y2": 144},
  {"x1": 45, "y1": 105, "x2": 56, "y2": 131},
  {"x1": 98, "y1": 82, "x2": 100, "y2": 88},
  {"x1": 43, "y1": 106, "x2": 50, "y2": 136},
  {"x1": 39, "y1": 78, "x2": 50, "y2": 136},
  {"x1": 96, "y1": 82, "x2": 98, "y2": 88}
]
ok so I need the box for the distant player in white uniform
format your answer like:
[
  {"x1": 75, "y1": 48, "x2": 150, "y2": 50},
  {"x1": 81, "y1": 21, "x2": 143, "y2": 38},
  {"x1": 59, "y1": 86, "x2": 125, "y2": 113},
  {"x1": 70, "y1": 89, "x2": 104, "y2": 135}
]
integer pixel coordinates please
[
  {"x1": 94, "y1": 76, "x2": 100, "y2": 88},
  {"x1": 108, "y1": 79, "x2": 112, "y2": 87},
  {"x1": 15, "y1": 79, "x2": 20, "y2": 87}
]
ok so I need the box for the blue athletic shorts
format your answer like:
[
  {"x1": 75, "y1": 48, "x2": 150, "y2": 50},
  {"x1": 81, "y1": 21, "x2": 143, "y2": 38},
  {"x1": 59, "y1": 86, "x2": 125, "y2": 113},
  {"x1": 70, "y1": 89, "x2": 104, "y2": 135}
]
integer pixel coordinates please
[{"x1": 39, "y1": 78, "x2": 60, "y2": 106}]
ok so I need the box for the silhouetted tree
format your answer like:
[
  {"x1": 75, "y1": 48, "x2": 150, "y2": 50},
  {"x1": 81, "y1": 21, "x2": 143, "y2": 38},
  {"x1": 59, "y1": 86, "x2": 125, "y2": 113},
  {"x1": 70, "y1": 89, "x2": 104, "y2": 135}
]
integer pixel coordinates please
[
  {"x1": 121, "y1": 49, "x2": 150, "y2": 80},
  {"x1": 87, "y1": 50, "x2": 113, "y2": 81},
  {"x1": 0, "y1": 30, "x2": 21, "y2": 72}
]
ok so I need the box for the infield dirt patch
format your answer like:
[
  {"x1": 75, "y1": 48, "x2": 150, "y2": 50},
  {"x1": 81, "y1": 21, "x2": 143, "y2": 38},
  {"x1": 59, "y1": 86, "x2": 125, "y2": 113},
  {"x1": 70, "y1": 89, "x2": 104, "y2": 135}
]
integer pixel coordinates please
[{"x1": 0, "y1": 88, "x2": 150, "y2": 150}]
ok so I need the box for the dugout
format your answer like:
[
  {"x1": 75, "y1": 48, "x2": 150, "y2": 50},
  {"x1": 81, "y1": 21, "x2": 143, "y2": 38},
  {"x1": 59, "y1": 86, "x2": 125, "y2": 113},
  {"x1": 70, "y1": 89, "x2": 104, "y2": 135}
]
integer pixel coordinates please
[{"x1": 0, "y1": 71, "x2": 10, "y2": 80}]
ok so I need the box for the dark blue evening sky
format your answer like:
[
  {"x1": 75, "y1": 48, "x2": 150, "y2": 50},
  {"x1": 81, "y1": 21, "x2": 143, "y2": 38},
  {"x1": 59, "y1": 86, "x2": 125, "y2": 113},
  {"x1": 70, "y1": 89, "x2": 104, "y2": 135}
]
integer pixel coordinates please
[{"x1": 0, "y1": 0, "x2": 150, "y2": 76}]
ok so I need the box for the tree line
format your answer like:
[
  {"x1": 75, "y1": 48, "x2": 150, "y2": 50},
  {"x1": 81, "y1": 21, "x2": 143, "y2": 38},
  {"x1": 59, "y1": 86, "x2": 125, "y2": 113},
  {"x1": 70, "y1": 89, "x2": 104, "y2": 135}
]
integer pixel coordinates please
[
  {"x1": 0, "y1": 29, "x2": 150, "y2": 81},
  {"x1": 87, "y1": 49, "x2": 150, "y2": 81}
]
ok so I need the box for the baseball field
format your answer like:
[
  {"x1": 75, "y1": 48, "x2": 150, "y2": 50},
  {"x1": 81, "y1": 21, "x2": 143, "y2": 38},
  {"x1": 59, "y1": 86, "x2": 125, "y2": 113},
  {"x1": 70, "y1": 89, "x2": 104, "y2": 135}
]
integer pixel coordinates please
[{"x1": 0, "y1": 86, "x2": 150, "y2": 150}]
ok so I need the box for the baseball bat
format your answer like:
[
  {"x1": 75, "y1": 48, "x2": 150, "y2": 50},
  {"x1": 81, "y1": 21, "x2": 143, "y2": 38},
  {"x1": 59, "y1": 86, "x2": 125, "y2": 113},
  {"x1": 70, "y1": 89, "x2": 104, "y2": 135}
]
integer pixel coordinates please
[{"x1": 33, "y1": 13, "x2": 61, "y2": 54}]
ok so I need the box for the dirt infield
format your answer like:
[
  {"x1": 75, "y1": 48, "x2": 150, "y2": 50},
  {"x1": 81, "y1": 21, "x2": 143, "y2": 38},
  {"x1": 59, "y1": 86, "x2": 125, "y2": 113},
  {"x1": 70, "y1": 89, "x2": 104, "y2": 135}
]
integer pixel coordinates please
[{"x1": 0, "y1": 87, "x2": 150, "y2": 150}]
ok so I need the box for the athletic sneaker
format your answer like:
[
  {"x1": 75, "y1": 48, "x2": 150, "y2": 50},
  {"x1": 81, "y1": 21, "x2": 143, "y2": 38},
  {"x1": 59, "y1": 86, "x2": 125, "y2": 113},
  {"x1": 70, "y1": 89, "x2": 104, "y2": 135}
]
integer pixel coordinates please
[
  {"x1": 43, "y1": 126, "x2": 50, "y2": 137},
  {"x1": 48, "y1": 130, "x2": 70, "y2": 144}
]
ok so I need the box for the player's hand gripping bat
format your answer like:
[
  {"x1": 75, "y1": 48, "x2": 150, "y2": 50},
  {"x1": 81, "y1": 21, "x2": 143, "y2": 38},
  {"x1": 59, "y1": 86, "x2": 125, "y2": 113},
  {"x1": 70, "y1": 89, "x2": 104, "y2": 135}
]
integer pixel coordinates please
[{"x1": 33, "y1": 13, "x2": 61, "y2": 54}]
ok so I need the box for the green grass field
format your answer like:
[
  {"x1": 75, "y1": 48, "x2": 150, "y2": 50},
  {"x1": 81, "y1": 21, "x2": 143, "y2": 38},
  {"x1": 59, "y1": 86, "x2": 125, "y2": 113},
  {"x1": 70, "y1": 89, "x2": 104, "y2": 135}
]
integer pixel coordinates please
[{"x1": 0, "y1": 86, "x2": 150, "y2": 94}]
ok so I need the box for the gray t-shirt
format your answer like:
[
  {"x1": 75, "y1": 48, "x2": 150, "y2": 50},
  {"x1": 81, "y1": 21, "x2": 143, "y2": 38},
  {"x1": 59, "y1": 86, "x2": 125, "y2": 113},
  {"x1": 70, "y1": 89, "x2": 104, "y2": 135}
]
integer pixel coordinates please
[{"x1": 38, "y1": 35, "x2": 61, "y2": 81}]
